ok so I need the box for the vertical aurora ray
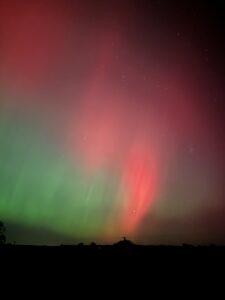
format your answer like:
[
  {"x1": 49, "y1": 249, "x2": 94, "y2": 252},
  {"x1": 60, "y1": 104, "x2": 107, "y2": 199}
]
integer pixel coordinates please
[{"x1": 119, "y1": 142, "x2": 158, "y2": 234}]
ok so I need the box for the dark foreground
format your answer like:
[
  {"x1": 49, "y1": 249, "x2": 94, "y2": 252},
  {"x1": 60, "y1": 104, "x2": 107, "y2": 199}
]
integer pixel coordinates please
[
  {"x1": 1, "y1": 243, "x2": 225, "y2": 288},
  {"x1": 1, "y1": 242, "x2": 225, "y2": 269}
]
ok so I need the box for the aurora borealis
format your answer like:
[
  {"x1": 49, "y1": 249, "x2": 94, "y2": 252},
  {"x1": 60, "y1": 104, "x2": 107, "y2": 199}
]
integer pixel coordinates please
[{"x1": 0, "y1": 0, "x2": 225, "y2": 245}]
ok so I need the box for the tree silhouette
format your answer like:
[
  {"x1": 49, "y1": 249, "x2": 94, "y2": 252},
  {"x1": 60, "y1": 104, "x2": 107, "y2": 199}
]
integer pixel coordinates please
[{"x1": 0, "y1": 221, "x2": 6, "y2": 244}]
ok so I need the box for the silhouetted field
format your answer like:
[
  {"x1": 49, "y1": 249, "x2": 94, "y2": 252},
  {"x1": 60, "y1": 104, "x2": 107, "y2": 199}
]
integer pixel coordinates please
[{"x1": 1, "y1": 241, "x2": 225, "y2": 269}]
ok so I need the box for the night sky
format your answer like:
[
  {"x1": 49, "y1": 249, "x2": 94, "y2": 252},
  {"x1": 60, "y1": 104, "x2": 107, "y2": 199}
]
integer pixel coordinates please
[{"x1": 0, "y1": 0, "x2": 225, "y2": 245}]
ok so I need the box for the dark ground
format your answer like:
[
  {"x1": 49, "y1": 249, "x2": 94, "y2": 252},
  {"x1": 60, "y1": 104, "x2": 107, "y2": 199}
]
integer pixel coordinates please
[
  {"x1": 1, "y1": 242, "x2": 224, "y2": 291},
  {"x1": 1, "y1": 241, "x2": 225, "y2": 269}
]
